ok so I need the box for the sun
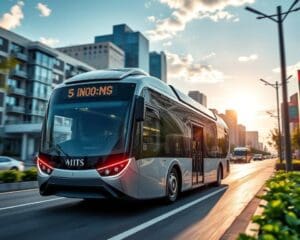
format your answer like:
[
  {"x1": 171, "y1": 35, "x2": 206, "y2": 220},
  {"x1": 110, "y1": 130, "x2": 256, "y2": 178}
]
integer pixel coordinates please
[{"x1": 225, "y1": 93, "x2": 259, "y2": 126}]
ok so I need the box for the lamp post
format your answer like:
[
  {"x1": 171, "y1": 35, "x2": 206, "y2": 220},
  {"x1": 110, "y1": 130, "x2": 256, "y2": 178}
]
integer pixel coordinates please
[
  {"x1": 246, "y1": 1, "x2": 300, "y2": 171},
  {"x1": 260, "y1": 76, "x2": 292, "y2": 163}
]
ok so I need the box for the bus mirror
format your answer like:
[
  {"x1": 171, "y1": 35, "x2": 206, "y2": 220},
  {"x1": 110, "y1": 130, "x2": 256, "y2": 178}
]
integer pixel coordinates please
[{"x1": 135, "y1": 96, "x2": 145, "y2": 122}]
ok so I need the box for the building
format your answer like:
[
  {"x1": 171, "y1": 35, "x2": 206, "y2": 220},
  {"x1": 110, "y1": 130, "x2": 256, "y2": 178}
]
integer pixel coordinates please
[
  {"x1": 0, "y1": 27, "x2": 95, "y2": 162},
  {"x1": 188, "y1": 91, "x2": 207, "y2": 107},
  {"x1": 220, "y1": 110, "x2": 238, "y2": 147},
  {"x1": 57, "y1": 42, "x2": 125, "y2": 69},
  {"x1": 289, "y1": 93, "x2": 299, "y2": 133},
  {"x1": 237, "y1": 124, "x2": 246, "y2": 147},
  {"x1": 94, "y1": 24, "x2": 149, "y2": 72},
  {"x1": 246, "y1": 131, "x2": 259, "y2": 150},
  {"x1": 149, "y1": 51, "x2": 167, "y2": 82}
]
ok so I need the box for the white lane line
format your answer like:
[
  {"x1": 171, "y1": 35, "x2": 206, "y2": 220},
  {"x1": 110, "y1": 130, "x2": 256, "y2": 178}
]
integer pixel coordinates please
[
  {"x1": 108, "y1": 187, "x2": 227, "y2": 240},
  {"x1": 0, "y1": 188, "x2": 38, "y2": 195},
  {"x1": 0, "y1": 197, "x2": 64, "y2": 211}
]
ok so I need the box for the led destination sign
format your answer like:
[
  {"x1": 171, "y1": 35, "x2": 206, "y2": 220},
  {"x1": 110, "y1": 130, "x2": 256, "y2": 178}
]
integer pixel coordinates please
[{"x1": 68, "y1": 85, "x2": 113, "y2": 98}]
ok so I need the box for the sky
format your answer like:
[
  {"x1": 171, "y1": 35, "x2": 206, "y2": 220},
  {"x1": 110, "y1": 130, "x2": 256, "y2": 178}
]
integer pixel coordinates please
[{"x1": 0, "y1": 0, "x2": 299, "y2": 146}]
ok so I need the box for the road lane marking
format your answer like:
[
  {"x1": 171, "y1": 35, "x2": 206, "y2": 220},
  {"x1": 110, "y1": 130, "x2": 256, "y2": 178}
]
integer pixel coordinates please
[
  {"x1": 108, "y1": 187, "x2": 227, "y2": 240},
  {"x1": 0, "y1": 197, "x2": 64, "y2": 211},
  {"x1": 0, "y1": 188, "x2": 38, "y2": 195}
]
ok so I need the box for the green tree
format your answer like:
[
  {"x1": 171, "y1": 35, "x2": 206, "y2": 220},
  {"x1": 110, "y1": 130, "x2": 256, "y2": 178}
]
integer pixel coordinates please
[
  {"x1": 0, "y1": 57, "x2": 19, "y2": 89},
  {"x1": 291, "y1": 127, "x2": 300, "y2": 152},
  {"x1": 268, "y1": 128, "x2": 280, "y2": 152}
]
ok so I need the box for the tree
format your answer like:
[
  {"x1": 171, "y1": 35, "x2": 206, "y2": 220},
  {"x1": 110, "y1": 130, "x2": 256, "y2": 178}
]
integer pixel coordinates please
[
  {"x1": 0, "y1": 57, "x2": 19, "y2": 89},
  {"x1": 292, "y1": 127, "x2": 300, "y2": 151},
  {"x1": 268, "y1": 128, "x2": 280, "y2": 152}
]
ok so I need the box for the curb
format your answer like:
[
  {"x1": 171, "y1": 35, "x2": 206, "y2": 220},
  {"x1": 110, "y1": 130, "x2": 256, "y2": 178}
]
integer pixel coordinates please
[
  {"x1": 245, "y1": 199, "x2": 266, "y2": 237},
  {"x1": 0, "y1": 181, "x2": 38, "y2": 193}
]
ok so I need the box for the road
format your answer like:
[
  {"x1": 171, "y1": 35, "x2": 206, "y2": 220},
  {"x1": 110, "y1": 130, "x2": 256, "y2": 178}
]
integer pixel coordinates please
[{"x1": 0, "y1": 159, "x2": 275, "y2": 240}]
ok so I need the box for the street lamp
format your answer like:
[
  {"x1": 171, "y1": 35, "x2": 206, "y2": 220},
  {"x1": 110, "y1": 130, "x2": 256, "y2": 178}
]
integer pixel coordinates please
[
  {"x1": 246, "y1": 1, "x2": 300, "y2": 171},
  {"x1": 260, "y1": 79, "x2": 283, "y2": 163}
]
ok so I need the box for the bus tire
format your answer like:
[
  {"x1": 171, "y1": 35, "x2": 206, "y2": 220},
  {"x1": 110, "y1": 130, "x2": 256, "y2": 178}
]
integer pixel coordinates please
[
  {"x1": 214, "y1": 165, "x2": 222, "y2": 187},
  {"x1": 165, "y1": 167, "x2": 179, "y2": 203}
]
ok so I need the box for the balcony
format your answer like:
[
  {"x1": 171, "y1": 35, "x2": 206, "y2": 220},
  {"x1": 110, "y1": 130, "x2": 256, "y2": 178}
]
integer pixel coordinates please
[
  {"x1": 29, "y1": 110, "x2": 46, "y2": 116},
  {"x1": 7, "y1": 86, "x2": 26, "y2": 96},
  {"x1": 6, "y1": 105, "x2": 26, "y2": 114},
  {"x1": 4, "y1": 121, "x2": 42, "y2": 134},
  {"x1": 11, "y1": 51, "x2": 28, "y2": 62},
  {"x1": 11, "y1": 69, "x2": 27, "y2": 79}
]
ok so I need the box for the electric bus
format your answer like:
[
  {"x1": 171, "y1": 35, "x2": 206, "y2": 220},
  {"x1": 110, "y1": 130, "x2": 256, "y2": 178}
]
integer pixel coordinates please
[
  {"x1": 232, "y1": 147, "x2": 251, "y2": 163},
  {"x1": 37, "y1": 68, "x2": 230, "y2": 202}
]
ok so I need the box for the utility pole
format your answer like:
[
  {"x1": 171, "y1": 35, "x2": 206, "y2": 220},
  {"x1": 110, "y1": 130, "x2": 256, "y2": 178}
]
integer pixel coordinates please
[
  {"x1": 260, "y1": 78, "x2": 291, "y2": 163},
  {"x1": 246, "y1": 1, "x2": 300, "y2": 171}
]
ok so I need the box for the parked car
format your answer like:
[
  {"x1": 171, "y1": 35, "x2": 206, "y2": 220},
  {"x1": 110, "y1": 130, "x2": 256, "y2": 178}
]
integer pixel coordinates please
[
  {"x1": 0, "y1": 156, "x2": 24, "y2": 171},
  {"x1": 253, "y1": 154, "x2": 263, "y2": 161}
]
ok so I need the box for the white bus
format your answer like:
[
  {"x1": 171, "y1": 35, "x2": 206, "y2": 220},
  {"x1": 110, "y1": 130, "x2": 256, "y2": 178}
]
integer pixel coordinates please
[
  {"x1": 232, "y1": 147, "x2": 252, "y2": 163},
  {"x1": 37, "y1": 69, "x2": 230, "y2": 202}
]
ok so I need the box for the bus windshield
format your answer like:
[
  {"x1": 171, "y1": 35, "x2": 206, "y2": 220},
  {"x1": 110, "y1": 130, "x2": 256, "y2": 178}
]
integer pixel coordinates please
[
  {"x1": 41, "y1": 83, "x2": 136, "y2": 157},
  {"x1": 233, "y1": 150, "x2": 247, "y2": 156}
]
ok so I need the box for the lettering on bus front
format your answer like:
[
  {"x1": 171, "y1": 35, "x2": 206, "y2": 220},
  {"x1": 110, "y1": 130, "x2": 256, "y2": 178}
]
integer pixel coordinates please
[{"x1": 68, "y1": 85, "x2": 113, "y2": 98}]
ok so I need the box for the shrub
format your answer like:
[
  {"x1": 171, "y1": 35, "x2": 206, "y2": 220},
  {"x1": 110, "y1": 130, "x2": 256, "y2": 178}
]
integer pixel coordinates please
[
  {"x1": 238, "y1": 171, "x2": 300, "y2": 240},
  {"x1": 0, "y1": 170, "x2": 21, "y2": 183},
  {"x1": 21, "y1": 168, "x2": 37, "y2": 181}
]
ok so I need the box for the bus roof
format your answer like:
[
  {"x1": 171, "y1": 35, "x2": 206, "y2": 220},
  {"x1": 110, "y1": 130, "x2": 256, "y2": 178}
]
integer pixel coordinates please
[
  {"x1": 62, "y1": 68, "x2": 221, "y2": 123},
  {"x1": 234, "y1": 147, "x2": 250, "y2": 151}
]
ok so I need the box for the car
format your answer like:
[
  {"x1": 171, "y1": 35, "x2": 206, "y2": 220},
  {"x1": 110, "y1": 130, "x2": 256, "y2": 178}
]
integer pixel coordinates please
[
  {"x1": 0, "y1": 156, "x2": 24, "y2": 171},
  {"x1": 253, "y1": 154, "x2": 263, "y2": 161}
]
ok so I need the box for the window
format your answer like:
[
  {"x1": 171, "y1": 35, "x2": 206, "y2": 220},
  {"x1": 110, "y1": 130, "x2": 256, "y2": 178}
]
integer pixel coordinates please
[
  {"x1": 0, "y1": 38, "x2": 4, "y2": 46},
  {"x1": 0, "y1": 157, "x2": 10, "y2": 163},
  {"x1": 142, "y1": 107, "x2": 160, "y2": 158}
]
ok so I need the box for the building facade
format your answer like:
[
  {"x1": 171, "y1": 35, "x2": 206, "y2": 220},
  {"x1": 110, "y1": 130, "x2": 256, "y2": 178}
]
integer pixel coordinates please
[
  {"x1": 289, "y1": 93, "x2": 299, "y2": 133},
  {"x1": 188, "y1": 91, "x2": 207, "y2": 107},
  {"x1": 94, "y1": 24, "x2": 149, "y2": 72},
  {"x1": 57, "y1": 42, "x2": 125, "y2": 69},
  {"x1": 246, "y1": 131, "x2": 259, "y2": 150},
  {"x1": 237, "y1": 124, "x2": 246, "y2": 147},
  {"x1": 220, "y1": 110, "x2": 238, "y2": 147},
  {"x1": 0, "y1": 27, "x2": 94, "y2": 162},
  {"x1": 149, "y1": 51, "x2": 167, "y2": 82}
]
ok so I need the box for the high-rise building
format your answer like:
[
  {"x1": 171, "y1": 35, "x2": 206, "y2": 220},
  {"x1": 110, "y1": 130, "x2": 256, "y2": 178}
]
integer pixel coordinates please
[
  {"x1": 0, "y1": 27, "x2": 95, "y2": 161},
  {"x1": 94, "y1": 24, "x2": 149, "y2": 72},
  {"x1": 237, "y1": 124, "x2": 246, "y2": 147},
  {"x1": 246, "y1": 131, "x2": 259, "y2": 149},
  {"x1": 57, "y1": 42, "x2": 125, "y2": 69},
  {"x1": 188, "y1": 91, "x2": 207, "y2": 107},
  {"x1": 149, "y1": 51, "x2": 167, "y2": 82},
  {"x1": 220, "y1": 110, "x2": 238, "y2": 147}
]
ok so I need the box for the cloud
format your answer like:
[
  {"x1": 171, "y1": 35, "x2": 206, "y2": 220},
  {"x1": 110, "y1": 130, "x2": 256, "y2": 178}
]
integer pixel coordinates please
[
  {"x1": 0, "y1": 1, "x2": 24, "y2": 30},
  {"x1": 163, "y1": 41, "x2": 172, "y2": 46},
  {"x1": 146, "y1": 0, "x2": 253, "y2": 41},
  {"x1": 39, "y1": 37, "x2": 60, "y2": 47},
  {"x1": 147, "y1": 16, "x2": 156, "y2": 22},
  {"x1": 202, "y1": 52, "x2": 216, "y2": 60},
  {"x1": 36, "y1": 3, "x2": 51, "y2": 17},
  {"x1": 273, "y1": 61, "x2": 300, "y2": 76},
  {"x1": 238, "y1": 54, "x2": 258, "y2": 62},
  {"x1": 167, "y1": 52, "x2": 224, "y2": 83}
]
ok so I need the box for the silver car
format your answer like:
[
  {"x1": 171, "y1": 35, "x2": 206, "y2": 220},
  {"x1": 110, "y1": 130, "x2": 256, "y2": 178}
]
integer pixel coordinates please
[{"x1": 0, "y1": 156, "x2": 24, "y2": 171}]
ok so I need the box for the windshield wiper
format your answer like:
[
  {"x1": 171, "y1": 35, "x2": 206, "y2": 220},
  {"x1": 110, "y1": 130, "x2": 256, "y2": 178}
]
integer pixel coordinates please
[{"x1": 46, "y1": 142, "x2": 71, "y2": 158}]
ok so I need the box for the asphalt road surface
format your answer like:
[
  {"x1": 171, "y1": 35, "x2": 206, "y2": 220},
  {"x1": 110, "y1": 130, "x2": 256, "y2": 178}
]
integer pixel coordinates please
[{"x1": 0, "y1": 159, "x2": 276, "y2": 240}]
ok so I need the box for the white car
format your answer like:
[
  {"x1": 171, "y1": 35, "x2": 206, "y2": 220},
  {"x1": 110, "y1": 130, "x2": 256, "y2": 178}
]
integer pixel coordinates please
[{"x1": 0, "y1": 156, "x2": 24, "y2": 171}]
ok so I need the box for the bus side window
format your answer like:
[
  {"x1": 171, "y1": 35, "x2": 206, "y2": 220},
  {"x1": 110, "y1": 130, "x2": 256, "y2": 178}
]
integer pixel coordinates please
[{"x1": 141, "y1": 107, "x2": 160, "y2": 158}]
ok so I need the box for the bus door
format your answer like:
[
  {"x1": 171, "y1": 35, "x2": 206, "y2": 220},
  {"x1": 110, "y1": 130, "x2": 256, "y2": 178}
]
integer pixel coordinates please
[{"x1": 192, "y1": 125, "x2": 204, "y2": 185}]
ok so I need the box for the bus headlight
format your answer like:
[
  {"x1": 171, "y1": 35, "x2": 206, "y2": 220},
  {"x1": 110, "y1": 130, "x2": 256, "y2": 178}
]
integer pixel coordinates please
[{"x1": 96, "y1": 155, "x2": 132, "y2": 177}]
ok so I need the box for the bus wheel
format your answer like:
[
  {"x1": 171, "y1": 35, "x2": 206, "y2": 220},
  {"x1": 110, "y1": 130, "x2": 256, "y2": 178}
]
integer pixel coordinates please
[
  {"x1": 214, "y1": 166, "x2": 222, "y2": 187},
  {"x1": 166, "y1": 168, "x2": 179, "y2": 203}
]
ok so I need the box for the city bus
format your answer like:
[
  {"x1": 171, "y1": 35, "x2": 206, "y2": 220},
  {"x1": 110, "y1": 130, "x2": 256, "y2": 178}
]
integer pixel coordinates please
[
  {"x1": 231, "y1": 147, "x2": 252, "y2": 163},
  {"x1": 37, "y1": 68, "x2": 230, "y2": 202}
]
